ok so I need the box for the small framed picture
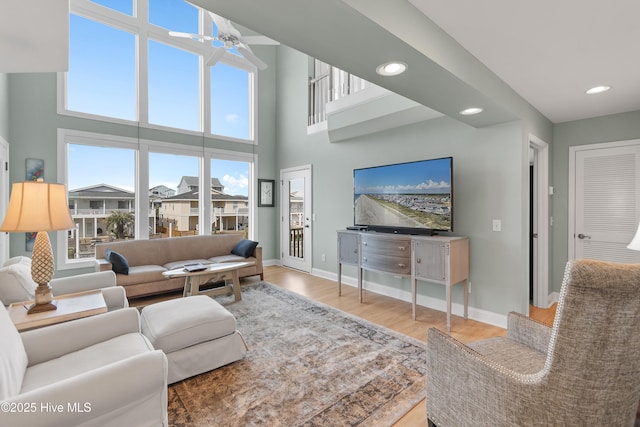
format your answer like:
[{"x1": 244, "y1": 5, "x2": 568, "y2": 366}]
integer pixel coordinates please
[
  {"x1": 26, "y1": 158, "x2": 44, "y2": 181},
  {"x1": 258, "y1": 179, "x2": 275, "y2": 207}
]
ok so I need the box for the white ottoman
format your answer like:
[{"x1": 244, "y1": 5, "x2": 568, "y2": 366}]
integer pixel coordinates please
[{"x1": 140, "y1": 295, "x2": 247, "y2": 384}]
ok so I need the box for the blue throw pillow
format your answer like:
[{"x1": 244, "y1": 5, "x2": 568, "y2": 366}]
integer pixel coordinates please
[
  {"x1": 231, "y1": 239, "x2": 259, "y2": 258},
  {"x1": 106, "y1": 249, "x2": 129, "y2": 275}
]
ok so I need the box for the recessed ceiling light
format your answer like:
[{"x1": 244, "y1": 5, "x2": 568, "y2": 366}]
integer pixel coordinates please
[
  {"x1": 376, "y1": 62, "x2": 407, "y2": 76},
  {"x1": 585, "y1": 85, "x2": 611, "y2": 95},
  {"x1": 459, "y1": 107, "x2": 484, "y2": 116}
]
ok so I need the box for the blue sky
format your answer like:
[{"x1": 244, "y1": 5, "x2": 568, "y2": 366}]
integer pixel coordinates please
[
  {"x1": 67, "y1": 0, "x2": 251, "y2": 196},
  {"x1": 354, "y1": 158, "x2": 452, "y2": 194}
]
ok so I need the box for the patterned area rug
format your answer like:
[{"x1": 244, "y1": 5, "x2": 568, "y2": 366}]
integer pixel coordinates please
[{"x1": 168, "y1": 282, "x2": 425, "y2": 427}]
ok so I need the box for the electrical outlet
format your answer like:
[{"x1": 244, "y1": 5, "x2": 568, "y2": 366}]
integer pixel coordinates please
[
  {"x1": 492, "y1": 219, "x2": 502, "y2": 232},
  {"x1": 321, "y1": 253, "x2": 326, "y2": 262}
]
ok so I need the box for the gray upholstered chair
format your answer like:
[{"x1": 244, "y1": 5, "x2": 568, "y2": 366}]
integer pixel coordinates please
[{"x1": 426, "y1": 259, "x2": 640, "y2": 426}]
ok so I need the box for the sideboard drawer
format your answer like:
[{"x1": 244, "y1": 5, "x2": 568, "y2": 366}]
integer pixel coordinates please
[
  {"x1": 361, "y1": 252, "x2": 411, "y2": 275},
  {"x1": 361, "y1": 236, "x2": 411, "y2": 256}
]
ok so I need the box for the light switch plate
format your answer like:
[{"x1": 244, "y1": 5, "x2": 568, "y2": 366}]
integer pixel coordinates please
[{"x1": 492, "y1": 219, "x2": 502, "y2": 232}]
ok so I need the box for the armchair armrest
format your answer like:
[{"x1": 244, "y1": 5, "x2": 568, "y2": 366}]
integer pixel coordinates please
[
  {"x1": 50, "y1": 271, "x2": 117, "y2": 296},
  {"x1": 0, "y1": 350, "x2": 168, "y2": 427},
  {"x1": 506, "y1": 311, "x2": 552, "y2": 353},
  {"x1": 100, "y1": 286, "x2": 129, "y2": 311},
  {"x1": 21, "y1": 308, "x2": 141, "y2": 366},
  {"x1": 426, "y1": 327, "x2": 544, "y2": 426},
  {"x1": 95, "y1": 258, "x2": 112, "y2": 272}
]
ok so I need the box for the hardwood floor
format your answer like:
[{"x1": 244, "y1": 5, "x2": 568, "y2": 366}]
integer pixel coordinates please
[
  {"x1": 260, "y1": 266, "x2": 559, "y2": 427},
  {"x1": 130, "y1": 265, "x2": 557, "y2": 426}
]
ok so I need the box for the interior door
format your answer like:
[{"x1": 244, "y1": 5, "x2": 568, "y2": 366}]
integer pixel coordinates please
[
  {"x1": 571, "y1": 141, "x2": 640, "y2": 263},
  {"x1": 280, "y1": 165, "x2": 312, "y2": 272},
  {"x1": 0, "y1": 138, "x2": 8, "y2": 264}
]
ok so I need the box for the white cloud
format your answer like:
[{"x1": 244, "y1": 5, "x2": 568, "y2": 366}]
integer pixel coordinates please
[
  {"x1": 222, "y1": 173, "x2": 248, "y2": 195},
  {"x1": 225, "y1": 113, "x2": 239, "y2": 122}
]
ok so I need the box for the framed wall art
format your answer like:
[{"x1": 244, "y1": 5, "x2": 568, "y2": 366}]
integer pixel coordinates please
[{"x1": 258, "y1": 179, "x2": 275, "y2": 207}]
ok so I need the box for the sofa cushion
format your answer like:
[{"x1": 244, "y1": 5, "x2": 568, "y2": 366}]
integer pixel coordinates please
[
  {"x1": 140, "y1": 296, "x2": 237, "y2": 353},
  {"x1": 209, "y1": 254, "x2": 254, "y2": 264},
  {"x1": 115, "y1": 265, "x2": 167, "y2": 287},
  {"x1": 231, "y1": 239, "x2": 259, "y2": 258},
  {"x1": 20, "y1": 332, "x2": 154, "y2": 393},
  {"x1": 0, "y1": 304, "x2": 28, "y2": 400},
  {"x1": 0, "y1": 263, "x2": 37, "y2": 305},
  {"x1": 106, "y1": 249, "x2": 129, "y2": 275}
]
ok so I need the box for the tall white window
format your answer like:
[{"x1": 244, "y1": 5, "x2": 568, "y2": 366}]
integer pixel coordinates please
[
  {"x1": 67, "y1": 15, "x2": 136, "y2": 120},
  {"x1": 58, "y1": 129, "x2": 255, "y2": 269},
  {"x1": 62, "y1": 0, "x2": 256, "y2": 142}
]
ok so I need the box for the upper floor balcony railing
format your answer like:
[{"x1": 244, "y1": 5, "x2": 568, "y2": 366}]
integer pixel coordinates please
[
  {"x1": 70, "y1": 207, "x2": 135, "y2": 216},
  {"x1": 308, "y1": 63, "x2": 369, "y2": 126}
]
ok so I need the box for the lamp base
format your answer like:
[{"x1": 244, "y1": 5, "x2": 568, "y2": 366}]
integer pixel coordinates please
[
  {"x1": 27, "y1": 283, "x2": 57, "y2": 314},
  {"x1": 27, "y1": 301, "x2": 58, "y2": 314}
]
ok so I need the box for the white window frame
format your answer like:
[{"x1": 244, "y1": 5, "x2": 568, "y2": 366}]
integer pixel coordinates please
[
  {"x1": 57, "y1": 128, "x2": 256, "y2": 270},
  {"x1": 58, "y1": 0, "x2": 258, "y2": 144}
]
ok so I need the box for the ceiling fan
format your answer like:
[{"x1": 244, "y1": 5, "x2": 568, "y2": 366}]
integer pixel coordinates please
[{"x1": 169, "y1": 10, "x2": 277, "y2": 70}]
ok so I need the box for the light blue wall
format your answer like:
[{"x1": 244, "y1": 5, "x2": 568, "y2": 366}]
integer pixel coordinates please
[
  {"x1": 551, "y1": 110, "x2": 640, "y2": 292},
  {"x1": 6, "y1": 45, "x2": 278, "y2": 275},
  {"x1": 276, "y1": 46, "x2": 531, "y2": 317}
]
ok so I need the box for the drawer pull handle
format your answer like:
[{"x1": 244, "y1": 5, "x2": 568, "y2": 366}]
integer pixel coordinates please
[
  {"x1": 363, "y1": 257, "x2": 367, "y2": 261},
  {"x1": 416, "y1": 258, "x2": 421, "y2": 264},
  {"x1": 398, "y1": 263, "x2": 405, "y2": 268},
  {"x1": 398, "y1": 246, "x2": 406, "y2": 251},
  {"x1": 363, "y1": 241, "x2": 368, "y2": 246}
]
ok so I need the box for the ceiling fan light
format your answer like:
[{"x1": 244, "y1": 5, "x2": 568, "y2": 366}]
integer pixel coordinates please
[
  {"x1": 376, "y1": 62, "x2": 407, "y2": 76},
  {"x1": 585, "y1": 85, "x2": 611, "y2": 95},
  {"x1": 460, "y1": 107, "x2": 483, "y2": 115}
]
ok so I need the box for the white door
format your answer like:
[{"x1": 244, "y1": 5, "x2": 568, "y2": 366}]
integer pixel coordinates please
[
  {"x1": 570, "y1": 140, "x2": 640, "y2": 263},
  {"x1": 280, "y1": 165, "x2": 312, "y2": 272},
  {"x1": 0, "y1": 137, "x2": 8, "y2": 264}
]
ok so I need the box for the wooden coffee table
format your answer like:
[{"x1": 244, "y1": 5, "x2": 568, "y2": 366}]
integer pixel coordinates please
[
  {"x1": 8, "y1": 289, "x2": 108, "y2": 331},
  {"x1": 162, "y1": 261, "x2": 255, "y2": 301}
]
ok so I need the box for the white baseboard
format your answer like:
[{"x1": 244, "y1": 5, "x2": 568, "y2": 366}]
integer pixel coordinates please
[
  {"x1": 311, "y1": 267, "x2": 507, "y2": 329},
  {"x1": 547, "y1": 291, "x2": 560, "y2": 307}
]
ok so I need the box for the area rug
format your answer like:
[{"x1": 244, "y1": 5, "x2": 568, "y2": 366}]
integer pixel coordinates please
[{"x1": 168, "y1": 282, "x2": 426, "y2": 427}]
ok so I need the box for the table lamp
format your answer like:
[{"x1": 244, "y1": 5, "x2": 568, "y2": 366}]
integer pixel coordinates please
[
  {"x1": 0, "y1": 180, "x2": 76, "y2": 313},
  {"x1": 629, "y1": 223, "x2": 640, "y2": 252}
]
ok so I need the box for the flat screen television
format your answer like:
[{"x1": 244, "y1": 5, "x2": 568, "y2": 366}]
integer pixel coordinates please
[{"x1": 353, "y1": 157, "x2": 453, "y2": 235}]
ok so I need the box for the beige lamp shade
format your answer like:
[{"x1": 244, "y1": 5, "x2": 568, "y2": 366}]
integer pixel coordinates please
[
  {"x1": 0, "y1": 181, "x2": 75, "y2": 232},
  {"x1": 628, "y1": 222, "x2": 640, "y2": 251}
]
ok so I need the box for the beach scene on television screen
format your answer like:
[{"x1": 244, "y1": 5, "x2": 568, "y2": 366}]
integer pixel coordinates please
[{"x1": 354, "y1": 159, "x2": 451, "y2": 230}]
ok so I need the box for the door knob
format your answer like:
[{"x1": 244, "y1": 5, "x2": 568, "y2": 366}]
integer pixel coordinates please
[{"x1": 577, "y1": 233, "x2": 591, "y2": 239}]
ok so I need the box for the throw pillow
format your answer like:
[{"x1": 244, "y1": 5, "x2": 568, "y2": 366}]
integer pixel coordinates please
[
  {"x1": 0, "y1": 263, "x2": 38, "y2": 305},
  {"x1": 106, "y1": 249, "x2": 129, "y2": 275},
  {"x1": 231, "y1": 239, "x2": 259, "y2": 258}
]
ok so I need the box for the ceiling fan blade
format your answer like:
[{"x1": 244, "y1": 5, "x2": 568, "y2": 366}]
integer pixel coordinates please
[
  {"x1": 205, "y1": 47, "x2": 227, "y2": 67},
  {"x1": 207, "y1": 11, "x2": 242, "y2": 39},
  {"x1": 240, "y1": 35, "x2": 279, "y2": 46},
  {"x1": 237, "y1": 44, "x2": 268, "y2": 70},
  {"x1": 168, "y1": 31, "x2": 213, "y2": 41}
]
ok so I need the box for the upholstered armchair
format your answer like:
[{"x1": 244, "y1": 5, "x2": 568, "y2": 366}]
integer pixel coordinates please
[
  {"x1": 1, "y1": 256, "x2": 127, "y2": 311},
  {"x1": 0, "y1": 305, "x2": 168, "y2": 427},
  {"x1": 426, "y1": 259, "x2": 640, "y2": 426}
]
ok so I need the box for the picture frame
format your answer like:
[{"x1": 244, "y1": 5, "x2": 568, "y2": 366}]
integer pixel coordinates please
[
  {"x1": 258, "y1": 179, "x2": 275, "y2": 207},
  {"x1": 26, "y1": 158, "x2": 44, "y2": 181}
]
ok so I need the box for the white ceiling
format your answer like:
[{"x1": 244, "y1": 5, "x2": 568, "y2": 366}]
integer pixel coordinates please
[
  {"x1": 409, "y1": 0, "x2": 640, "y2": 123},
  {"x1": 0, "y1": 0, "x2": 69, "y2": 73},
  {"x1": 3, "y1": 0, "x2": 638, "y2": 125},
  {"x1": 192, "y1": 0, "x2": 640, "y2": 126}
]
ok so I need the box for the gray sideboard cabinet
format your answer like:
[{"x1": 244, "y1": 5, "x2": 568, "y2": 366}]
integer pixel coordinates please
[{"x1": 337, "y1": 230, "x2": 470, "y2": 332}]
